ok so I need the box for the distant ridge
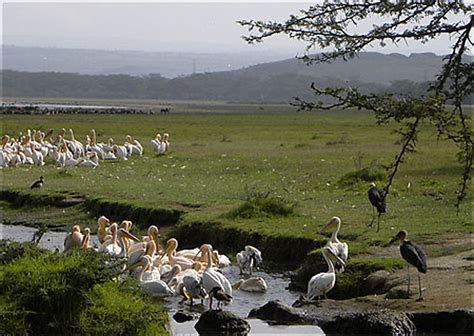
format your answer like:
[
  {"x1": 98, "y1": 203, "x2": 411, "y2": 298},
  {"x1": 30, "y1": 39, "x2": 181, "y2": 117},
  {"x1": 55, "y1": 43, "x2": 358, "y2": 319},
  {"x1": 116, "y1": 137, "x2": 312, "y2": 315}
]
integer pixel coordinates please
[
  {"x1": 1, "y1": 45, "x2": 296, "y2": 78},
  {"x1": 233, "y1": 52, "x2": 444, "y2": 83},
  {"x1": 3, "y1": 50, "x2": 467, "y2": 102}
]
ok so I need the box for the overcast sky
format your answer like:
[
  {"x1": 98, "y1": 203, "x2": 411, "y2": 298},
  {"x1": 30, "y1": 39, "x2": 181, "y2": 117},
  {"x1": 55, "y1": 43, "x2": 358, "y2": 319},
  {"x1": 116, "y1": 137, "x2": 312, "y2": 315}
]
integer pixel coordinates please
[{"x1": 2, "y1": 1, "x2": 463, "y2": 55}]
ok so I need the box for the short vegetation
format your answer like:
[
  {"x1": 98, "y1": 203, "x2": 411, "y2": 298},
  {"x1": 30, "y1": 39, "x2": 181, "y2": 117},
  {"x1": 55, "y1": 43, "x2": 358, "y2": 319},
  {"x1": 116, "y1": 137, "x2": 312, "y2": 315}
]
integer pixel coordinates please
[
  {"x1": 227, "y1": 191, "x2": 295, "y2": 219},
  {"x1": 338, "y1": 167, "x2": 385, "y2": 187},
  {"x1": 0, "y1": 241, "x2": 168, "y2": 335}
]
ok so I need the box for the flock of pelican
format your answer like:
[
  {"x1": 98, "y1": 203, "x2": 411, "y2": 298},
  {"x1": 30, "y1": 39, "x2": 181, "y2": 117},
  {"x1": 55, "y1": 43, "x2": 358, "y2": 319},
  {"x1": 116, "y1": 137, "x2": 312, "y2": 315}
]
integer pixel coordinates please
[
  {"x1": 63, "y1": 216, "x2": 266, "y2": 309},
  {"x1": 0, "y1": 128, "x2": 171, "y2": 168}
]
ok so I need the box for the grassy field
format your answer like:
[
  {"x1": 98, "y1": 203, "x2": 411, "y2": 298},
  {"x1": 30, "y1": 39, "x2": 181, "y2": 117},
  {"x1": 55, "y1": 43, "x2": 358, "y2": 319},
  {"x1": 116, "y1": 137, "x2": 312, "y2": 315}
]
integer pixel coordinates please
[{"x1": 1, "y1": 103, "x2": 471, "y2": 253}]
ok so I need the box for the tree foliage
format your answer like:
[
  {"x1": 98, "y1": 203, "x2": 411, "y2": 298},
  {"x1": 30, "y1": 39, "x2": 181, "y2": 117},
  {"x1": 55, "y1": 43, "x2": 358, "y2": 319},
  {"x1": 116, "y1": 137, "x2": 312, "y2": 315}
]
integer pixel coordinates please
[{"x1": 239, "y1": 0, "x2": 473, "y2": 210}]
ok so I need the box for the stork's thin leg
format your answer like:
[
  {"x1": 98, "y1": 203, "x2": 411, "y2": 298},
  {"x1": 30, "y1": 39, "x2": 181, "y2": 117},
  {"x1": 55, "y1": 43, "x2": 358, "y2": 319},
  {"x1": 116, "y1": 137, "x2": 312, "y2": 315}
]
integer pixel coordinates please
[
  {"x1": 324, "y1": 293, "x2": 328, "y2": 300},
  {"x1": 417, "y1": 273, "x2": 424, "y2": 301},
  {"x1": 368, "y1": 207, "x2": 375, "y2": 227},
  {"x1": 376, "y1": 213, "x2": 381, "y2": 233},
  {"x1": 407, "y1": 265, "x2": 411, "y2": 297}
]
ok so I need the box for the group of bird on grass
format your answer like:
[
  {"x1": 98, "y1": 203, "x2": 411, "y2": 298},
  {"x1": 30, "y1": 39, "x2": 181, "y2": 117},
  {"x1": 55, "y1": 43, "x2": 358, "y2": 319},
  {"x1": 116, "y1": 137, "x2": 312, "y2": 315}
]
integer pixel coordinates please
[
  {"x1": 0, "y1": 128, "x2": 171, "y2": 168},
  {"x1": 63, "y1": 216, "x2": 266, "y2": 309},
  {"x1": 304, "y1": 183, "x2": 427, "y2": 303}
]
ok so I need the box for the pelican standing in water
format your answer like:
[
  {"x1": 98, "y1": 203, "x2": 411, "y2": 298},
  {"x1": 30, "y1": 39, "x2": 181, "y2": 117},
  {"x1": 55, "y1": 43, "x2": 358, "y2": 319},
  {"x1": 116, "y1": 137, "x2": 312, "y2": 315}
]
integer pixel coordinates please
[
  {"x1": 306, "y1": 247, "x2": 346, "y2": 302},
  {"x1": 99, "y1": 223, "x2": 140, "y2": 257},
  {"x1": 320, "y1": 216, "x2": 349, "y2": 272},
  {"x1": 202, "y1": 245, "x2": 232, "y2": 307},
  {"x1": 130, "y1": 255, "x2": 174, "y2": 297},
  {"x1": 236, "y1": 245, "x2": 262, "y2": 275},
  {"x1": 388, "y1": 230, "x2": 427, "y2": 300}
]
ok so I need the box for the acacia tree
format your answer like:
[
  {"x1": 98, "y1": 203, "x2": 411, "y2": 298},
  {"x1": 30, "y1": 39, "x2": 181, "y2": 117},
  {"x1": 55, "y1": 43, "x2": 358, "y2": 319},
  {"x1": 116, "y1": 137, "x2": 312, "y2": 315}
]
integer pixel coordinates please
[{"x1": 239, "y1": 1, "x2": 472, "y2": 212}]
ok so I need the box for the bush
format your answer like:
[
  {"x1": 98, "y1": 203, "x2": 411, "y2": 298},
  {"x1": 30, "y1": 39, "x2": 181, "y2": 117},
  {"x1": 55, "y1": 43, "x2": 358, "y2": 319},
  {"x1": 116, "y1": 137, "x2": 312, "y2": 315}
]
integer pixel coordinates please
[
  {"x1": 0, "y1": 240, "x2": 47, "y2": 265},
  {"x1": 78, "y1": 280, "x2": 168, "y2": 335},
  {"x1": 0, "y1": 244, "x2": 168, "y2": 335},
  {"x1": 227, "y1": 191, "x2": 295, "y2": 219},
  {"x1": 338, "y1": 167, "x2": 385, "y2": 187}
]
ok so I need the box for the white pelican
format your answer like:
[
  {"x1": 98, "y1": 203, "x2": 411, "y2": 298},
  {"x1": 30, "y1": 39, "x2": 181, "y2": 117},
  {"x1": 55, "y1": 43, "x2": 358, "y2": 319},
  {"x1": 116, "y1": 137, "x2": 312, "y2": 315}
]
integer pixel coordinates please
[
  {"x1": 130, "y1": 255, "x2": 174, "y2": 297},
  {"x1": 162, "y1": 239, "x2": 194, "y2": 270},
  {"x1": 320, "y1": 216, "x2": 349, "y2": 272},
  {"x1": 144, "y1": 225, "x2": 161, "y2": 253},
  {"x1": 236, "y1": 245, "x2": 263, "y2": 275},
  {"x1": 99, "y1": 223, "x2": 140, "y2": 256},
  {"x1": 97, "y1": 216, "x2": 110, "y2": 243},
  {"x1": 64, "y1": 225, "x2": 83, "y2": 252},
  {"x1": 128, "y1": 240, "x2": 157, "y2": 268},
  {"x1": 151, "y1": 133, "x2": 162, "y2": 153},
  {"x1": 202, "y1": 245, "x2": 232, "y2": 302},
  {"x1": 306, "y1": 247, "x2": 345, "y2": 302},
  {"x1": 125, "y1": 135, "x2": 143, "y2": 156},
  {"x1": 112, "y1": 144, "x2": 128, "y2": 160},
  {"x1": 81, "y1": 228, "x2": 94, "y2": 250},
  {"x1": 213, "y1": 250, "x2": 231, "y2": 268},
  {"x1": 232, "y1": 277, "x2": 267, "y2": 293},
  {"x1": 162, "y1": 133, "x2": 170, "y2": 152}
]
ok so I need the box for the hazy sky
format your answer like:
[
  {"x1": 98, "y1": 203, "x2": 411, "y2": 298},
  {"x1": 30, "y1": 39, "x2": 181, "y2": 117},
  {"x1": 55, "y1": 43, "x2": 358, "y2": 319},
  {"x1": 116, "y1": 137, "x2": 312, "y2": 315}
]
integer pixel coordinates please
[{"x1": 2, "y1": 1, "x2": 463, "y2": 55}]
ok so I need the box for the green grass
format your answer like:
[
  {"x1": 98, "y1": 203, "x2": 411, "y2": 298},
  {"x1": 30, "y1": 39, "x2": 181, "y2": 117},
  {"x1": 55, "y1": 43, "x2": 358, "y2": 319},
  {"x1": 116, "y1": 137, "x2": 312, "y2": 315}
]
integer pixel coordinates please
[
  {"x1": 0, "y1": 241, "x2": 168, "y2": 335},
  {"x1": 1, "y1": 105, "x2": 471, "y2": 251}
]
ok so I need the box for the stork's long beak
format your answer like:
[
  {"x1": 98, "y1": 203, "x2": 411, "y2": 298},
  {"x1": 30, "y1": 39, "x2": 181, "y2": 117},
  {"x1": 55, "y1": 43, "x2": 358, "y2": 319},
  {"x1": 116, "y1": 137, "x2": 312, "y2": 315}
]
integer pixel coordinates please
[{"x1": 388, "y1": 236, "x2": 399, "y2": 245}]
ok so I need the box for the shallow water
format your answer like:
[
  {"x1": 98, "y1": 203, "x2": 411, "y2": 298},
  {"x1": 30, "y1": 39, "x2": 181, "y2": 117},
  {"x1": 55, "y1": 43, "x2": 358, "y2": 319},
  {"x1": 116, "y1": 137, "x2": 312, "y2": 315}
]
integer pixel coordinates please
[
  {"x1": 1, "y1": 223, "x2": 324, "y2": 335},
  {"x1": 165, "y1": 266, "x2": 324, "y2": 335},
  {"x1": 169, "y1": 318, "x2": 324, "y2": 336},
  {"x1": 0, "y1": 223, "x2": 99, "y2": 251}
]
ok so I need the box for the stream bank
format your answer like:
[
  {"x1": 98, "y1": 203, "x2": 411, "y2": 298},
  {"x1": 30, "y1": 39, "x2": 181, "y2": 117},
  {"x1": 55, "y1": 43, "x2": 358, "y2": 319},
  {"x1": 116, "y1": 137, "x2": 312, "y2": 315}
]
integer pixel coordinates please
[{"x1": 1, "y1": 189, "x2": 472, "y2": 335}]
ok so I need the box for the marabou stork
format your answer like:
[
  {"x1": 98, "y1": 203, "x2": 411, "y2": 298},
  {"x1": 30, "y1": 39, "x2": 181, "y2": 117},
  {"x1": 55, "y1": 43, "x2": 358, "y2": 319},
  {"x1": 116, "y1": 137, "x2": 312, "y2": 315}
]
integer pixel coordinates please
[
  {"x1": 389, "y1": 230, "x2": 427, "y2": 300},
  {"x1": 368, "y1": 182, "x2": 386, "y2": 232}
]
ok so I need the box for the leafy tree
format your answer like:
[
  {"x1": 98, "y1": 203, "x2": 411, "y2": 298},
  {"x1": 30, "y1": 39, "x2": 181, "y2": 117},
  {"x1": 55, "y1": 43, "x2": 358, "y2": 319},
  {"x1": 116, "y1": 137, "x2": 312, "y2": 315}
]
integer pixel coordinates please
[{"x1": 239, "y1": 0, "x2": 473, "y2": 211}]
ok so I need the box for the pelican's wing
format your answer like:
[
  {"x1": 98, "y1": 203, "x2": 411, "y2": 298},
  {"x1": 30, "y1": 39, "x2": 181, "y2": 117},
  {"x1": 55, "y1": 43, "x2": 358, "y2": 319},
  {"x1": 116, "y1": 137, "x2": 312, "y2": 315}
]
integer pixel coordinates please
[{"x1": 339, "y1": 242, "x2": 349, "y2": 262}]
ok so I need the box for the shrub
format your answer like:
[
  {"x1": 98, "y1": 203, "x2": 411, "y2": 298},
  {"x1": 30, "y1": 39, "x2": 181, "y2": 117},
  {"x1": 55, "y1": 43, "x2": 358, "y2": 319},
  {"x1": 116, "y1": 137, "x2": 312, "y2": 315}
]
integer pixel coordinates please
[
  {"x1": 0, "y1": 250, "x2": 123, "y2": 334},
  {"x1": 338, "y1": 166, "x2": 385, "y2": 187},
  {"x1": 227, "y1": 191, "x2": 295, "y2": 219},
  {"x1": 0, "y1": 240, "x2": 47, "y2": 265},
  {"x1": 78, "y1": 280, "x2": 168, "y2": 335}
]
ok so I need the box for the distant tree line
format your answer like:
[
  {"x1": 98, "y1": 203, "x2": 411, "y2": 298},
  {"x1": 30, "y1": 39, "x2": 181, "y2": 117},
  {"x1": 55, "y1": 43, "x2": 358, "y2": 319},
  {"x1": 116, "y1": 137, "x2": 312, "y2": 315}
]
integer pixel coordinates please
[{"x1": 1, "y1": 70, "x2": 441, "y2": 103}]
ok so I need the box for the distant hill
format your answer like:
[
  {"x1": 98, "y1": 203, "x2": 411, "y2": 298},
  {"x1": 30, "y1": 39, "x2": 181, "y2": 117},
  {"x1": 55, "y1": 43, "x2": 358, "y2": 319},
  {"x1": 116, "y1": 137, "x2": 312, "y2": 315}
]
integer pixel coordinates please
[
  {"x1": 2, "y1": 52, "x2": 462, "y2": 103},
  {"x1": 234, "y1": 52, "x2": 444, "y2": 83},
  {"x1": 1, "y1": 45, "x2": 296, "y2": 78}
]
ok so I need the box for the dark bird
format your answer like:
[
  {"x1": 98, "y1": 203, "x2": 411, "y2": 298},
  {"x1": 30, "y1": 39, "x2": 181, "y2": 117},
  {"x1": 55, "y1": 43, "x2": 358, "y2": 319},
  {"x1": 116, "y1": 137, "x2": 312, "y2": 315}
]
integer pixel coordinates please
[
  {"x1": 208, "y1": 287, "x2": 232, "y2": 310},
  {"x1": 30, "y1": 176, "x2": 44, "y2": 189},
  {"x1": 388, "y1": 230, "x2": 427, "y2": 300},
  {"x1": 368, "y1": 182, "x2": 386, "y2": 232}
]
